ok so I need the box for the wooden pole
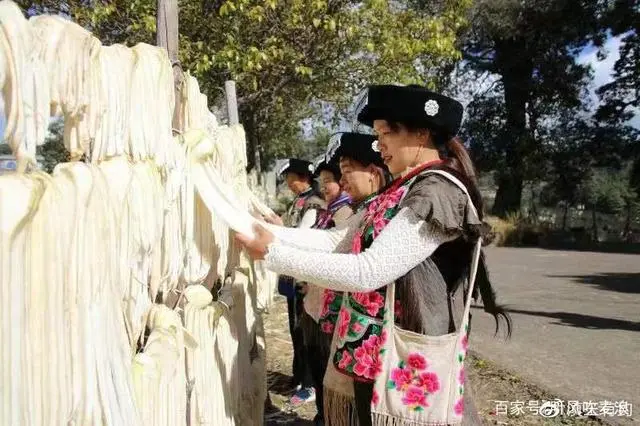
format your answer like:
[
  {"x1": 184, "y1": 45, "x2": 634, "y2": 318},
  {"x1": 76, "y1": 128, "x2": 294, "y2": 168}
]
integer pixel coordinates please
[
  {"x1": 157, "y1": 0, "x2": 184, "y2": 132},
  {"x1": 224, "y1": 80, "x2": 239, "y2": 125}
]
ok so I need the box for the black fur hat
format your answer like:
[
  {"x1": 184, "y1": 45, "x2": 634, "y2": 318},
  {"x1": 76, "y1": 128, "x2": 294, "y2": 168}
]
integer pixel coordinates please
[
  {"x1": 356, "y1": 85, "x2": 464, "y2": 137},
  {"x1": 277, "y1": 158, "x2": 314, "y2": 178},
  {"x1": 325, "y1": 132, "x2": 386, "y2": 169},
  {"x1": 313, "y1": 157, "x2": 342, "y2": 180}
]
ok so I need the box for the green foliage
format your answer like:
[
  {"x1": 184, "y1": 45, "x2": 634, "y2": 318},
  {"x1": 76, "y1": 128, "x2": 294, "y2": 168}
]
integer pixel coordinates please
[
  {"x1": 36, "y1": 119, "x2": 69, "y2": 173},
  {"x1": 452, "y1": 0, "x2": 612, "y2": 217},
  {"x1": 595, "y1": 1, "x2": 639, "y2": 125},
  {"x1": 16, "y1": 0, "x2": 470, "y2": 169},
  {"x1": 583, "y1": 167, "x2": 636, "y2": 215},
  {"x1": 0, "y1": 143, "x2": 11, "y2": 156},
  {"x1": 300, "y1": 126, "x2": 331, "y2": 160}
]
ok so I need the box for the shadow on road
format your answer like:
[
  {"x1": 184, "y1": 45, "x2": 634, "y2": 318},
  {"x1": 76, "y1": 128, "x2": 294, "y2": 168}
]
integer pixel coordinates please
[
  {"x1": 547, "y1": 272, "x2": 640, "y2": 294},
  {"x1": 495, "y1": 307, "x2": 640, "y2": 332}
]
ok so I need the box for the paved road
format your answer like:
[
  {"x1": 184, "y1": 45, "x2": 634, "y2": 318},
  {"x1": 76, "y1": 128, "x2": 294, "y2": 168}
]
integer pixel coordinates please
[{"x1": 469, "y1": 247, "x2": 640, "y2": 425}]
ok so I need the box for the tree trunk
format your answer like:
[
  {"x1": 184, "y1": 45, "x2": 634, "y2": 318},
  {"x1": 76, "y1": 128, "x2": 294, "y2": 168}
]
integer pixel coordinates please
[
  {"x1": 492, "y1": 173, "x2": 524, "y2": 218},
  {"x1": 529, "y1": 184, "x2": 538, "y2": 224},
  {"x1": 591, "y1": 207, "x2": 598, "y2": 242},
  {"x1": 491, "y1": 38, "x2": 533, "y2": 218},
  {"x1": 242, "y1": 105, "x2": 257, "y2": 172},
  {"x1": 624, "y1": 202, "x2": 632, "y2": 241},
  {"x1": 562, "y1": 204, "x2": 569, "y2": 231}
]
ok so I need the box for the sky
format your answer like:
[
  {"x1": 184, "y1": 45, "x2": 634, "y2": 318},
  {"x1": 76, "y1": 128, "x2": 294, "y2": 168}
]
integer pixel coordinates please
[{"x1": 576, "y1": 32, "x2": 640, "y2": 128}]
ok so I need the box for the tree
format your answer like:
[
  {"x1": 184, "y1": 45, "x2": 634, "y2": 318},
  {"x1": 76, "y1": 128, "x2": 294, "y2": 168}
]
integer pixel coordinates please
[
  {"x1": 429, "y1": 0, "x2": 610, "y2": 217},
  {"x1": 582, "y1": 167, "x2": 636, "y2": 241},
  {"x1": 595, "y1": 0, "x2": 639, "y2": 125},
  {"x1": 17, "y1": 0, "x2": 471, "y2": 170},
  {"x1": 36, "y1": 119, "x2": 70, "y2": 173}
]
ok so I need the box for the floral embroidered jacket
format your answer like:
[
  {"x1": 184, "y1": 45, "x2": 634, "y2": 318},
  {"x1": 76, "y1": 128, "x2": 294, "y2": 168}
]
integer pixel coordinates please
[{"x1": 330, "y1": 163, "x2": 484, "y2": 398}]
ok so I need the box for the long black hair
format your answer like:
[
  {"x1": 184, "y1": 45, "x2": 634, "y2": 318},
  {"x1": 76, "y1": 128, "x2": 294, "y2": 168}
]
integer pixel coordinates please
[{"x1": 389, "y1": 121, "x2": 513, "y2": 339}]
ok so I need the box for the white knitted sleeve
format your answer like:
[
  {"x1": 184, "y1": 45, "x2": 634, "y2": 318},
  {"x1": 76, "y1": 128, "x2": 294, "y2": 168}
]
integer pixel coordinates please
[
  {"x1": 264, "y1": 207, "x2": 455, "y2": 292},
  {"x1": 265, "y1": 210, "x2": 365, "y2": 253},
  {"x1": 297, "y1": 209, "x2": 318, "y2": 229}
]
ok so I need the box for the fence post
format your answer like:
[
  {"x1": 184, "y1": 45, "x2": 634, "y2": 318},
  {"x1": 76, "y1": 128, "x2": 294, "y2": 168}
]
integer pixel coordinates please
[
  {"x1": 224, "y1": 80, "x2": 239, "y2": 125},
  {"x1": 157, "y1": 0, "x2": 184, "y2": 132}
]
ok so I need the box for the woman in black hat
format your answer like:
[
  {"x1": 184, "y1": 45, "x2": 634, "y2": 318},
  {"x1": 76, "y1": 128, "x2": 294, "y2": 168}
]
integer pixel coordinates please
[
  {"x1": 299, "y1": 156, "x2": 354, "y2": 422},
  {"x1": 272, "y1": 157, "x2": 326, "y2": 401},
  {"x1": 326, "y1": 132, "x2": 392, "y2": 212},
  {"x1": 238, "y1": 85, "x2": 511, "y2": 426},
  {"x1": 301, "y1": 137, "x2": 393, "y2": 424}
]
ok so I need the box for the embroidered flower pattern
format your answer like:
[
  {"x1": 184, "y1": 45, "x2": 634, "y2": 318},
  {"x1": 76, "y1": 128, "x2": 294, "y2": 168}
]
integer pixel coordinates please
[
  {"x1": 394, "y1": 299, "x2": 403, "y2": 322},
  {"x1": 350, "y1": 291, "x2": 385, "y2": 317},
  {"x1": 360, "y1": 186, "x2": 408, "y2": 238},
  {"x1": 371, "y1": 390, "x2": 380, "y2": 406},
  {"x1": 453, "y1": 322, "x2": 470, "y2": 416},
  {"x1": 333, "y1": 177, "x2": 416, "y2": 382},
  {"x1": 337, "y1": 308, "x2": 351, "y2": 339},
  {"x1": 386, "y1": 353, "x2": 440, "y2": 412},
  {"x1": 353, "y1": 334, "x2": 384, "y2": 379},
  {"x1": 351, "y1": 230, "x2": 363, "y2": 253},
  {"x1": 454, "y1": 398, "x2": 464, "y2": 415},
  {"x1": 333, "y1": 325, "x2": 387, "y2": 379},
  {"x1": 318, "y1": 289, "x2": 343, "y2": 335},
  {"x1": 321, "y1": 321, "x2": 334, "y2": 334}
]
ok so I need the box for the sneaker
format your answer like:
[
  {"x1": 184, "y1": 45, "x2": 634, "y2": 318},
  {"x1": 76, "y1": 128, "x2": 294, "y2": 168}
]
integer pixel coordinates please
[{"x1": 290, "y1": 387, "x2": 316, "y2": 405}]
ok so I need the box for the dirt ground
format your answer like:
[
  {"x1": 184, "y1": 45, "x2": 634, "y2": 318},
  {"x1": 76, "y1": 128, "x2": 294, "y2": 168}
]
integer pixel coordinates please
[{"x1": 263, "y1": 295, "x2": 607, "y2": 426}]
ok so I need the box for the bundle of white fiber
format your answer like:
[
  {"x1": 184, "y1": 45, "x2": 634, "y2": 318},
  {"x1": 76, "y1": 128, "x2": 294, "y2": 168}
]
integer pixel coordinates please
[
  {"x1": 184, "y1": 285, "x2": 238, "y2": 426},
  {"x1": 0, "y1": 1, "x2": 49, "y2": 169},
  {"x1": 30, "y1": 14, "x2": 103, "y2": 159},
  {"x1": 124, "y1": 161, "x2": 164, "y2": 345},
  {"x1": 158, "y1": 138, "x2": 186, "y2": 299},
  {"x1": 229, "y1": 265, "x2": 265, "y2": 426},
  {"x1": 186, "y1": 129, "x2": 241, "y2": 283},
  {"x1": 97, "y1": 157, "x2": 136, "y2": 310},
  {"x1": 0, "y1": 173, "x2": 45, "y2": 425},
  {"x1": 52, "y1": 162, "x2": 140, "y2": 425},
  {"x1": 129, "y1": 43, "x2": 174, "y2": 165},
  {"x1": 92, "y1": 44, "x2": 135, "y2": 161},
  {"x1": 133, "y1": 304, "x2": 189, "y2": 426},
  {"x1": 183, "y1": 74, "x2": 205, "y2": 131},
  {"x1": 180, "y1": 130, "x2": 214, "y2": 286}
]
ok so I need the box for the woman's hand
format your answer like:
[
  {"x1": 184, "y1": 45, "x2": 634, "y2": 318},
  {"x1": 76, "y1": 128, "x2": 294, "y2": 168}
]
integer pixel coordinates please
[
  {"x1": 235, "y1": 223, "x2": 275, "y2": 260},
  {"x1": 263, "y1": 213, "x2": 283, "y2": 226}
]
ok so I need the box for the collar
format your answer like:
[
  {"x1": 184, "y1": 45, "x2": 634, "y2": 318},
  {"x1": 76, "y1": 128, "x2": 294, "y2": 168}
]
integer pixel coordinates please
[
  {"x1": 398, "y1": 158, "x2": 445, "y2": 179},
  {"x1": 391, "y1": 159, "x2": 445, "y2": 189},
  {"x1": 353, "y1": 192, "x2": 378, "y2": 212},
  {"x1": 298, "y1": 186, "x2": 313, "y2": 198},
  {"x1": 328, "y1": 192, "x2": 351, "y2": 212}
]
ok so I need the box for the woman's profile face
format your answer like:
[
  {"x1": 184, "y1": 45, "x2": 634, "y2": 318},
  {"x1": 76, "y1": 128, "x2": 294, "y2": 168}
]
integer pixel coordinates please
[
  {"x1": 318, "y1": 170, "x2": 341, "y2": 203},
  {"x1": 338, "y1": 158, "x2": 376, "y2": 202},
  {"x1": 374, "y1": 119, "x2": 425, "y2": 175},
  {"x1": 285, "y1": 172, "x2": 308, "y2": 194}
]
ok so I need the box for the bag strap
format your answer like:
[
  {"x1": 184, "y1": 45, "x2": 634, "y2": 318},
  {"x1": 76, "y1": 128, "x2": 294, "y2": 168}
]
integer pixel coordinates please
[
  {"x1": 382, "y1": 169, "x2": 482, "y2": 334},
  {"x1": 422, "y1": 169, "x2": 482, "y2": 330}
]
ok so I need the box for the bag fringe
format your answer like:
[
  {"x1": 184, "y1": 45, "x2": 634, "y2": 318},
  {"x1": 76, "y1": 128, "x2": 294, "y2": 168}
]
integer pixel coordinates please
[
  {"x1": 371, "y1": 412, "x2": 462, "y2": 426},
  {"x1": 324, "y1": 387, "x2": 358, "y2": 426}
]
